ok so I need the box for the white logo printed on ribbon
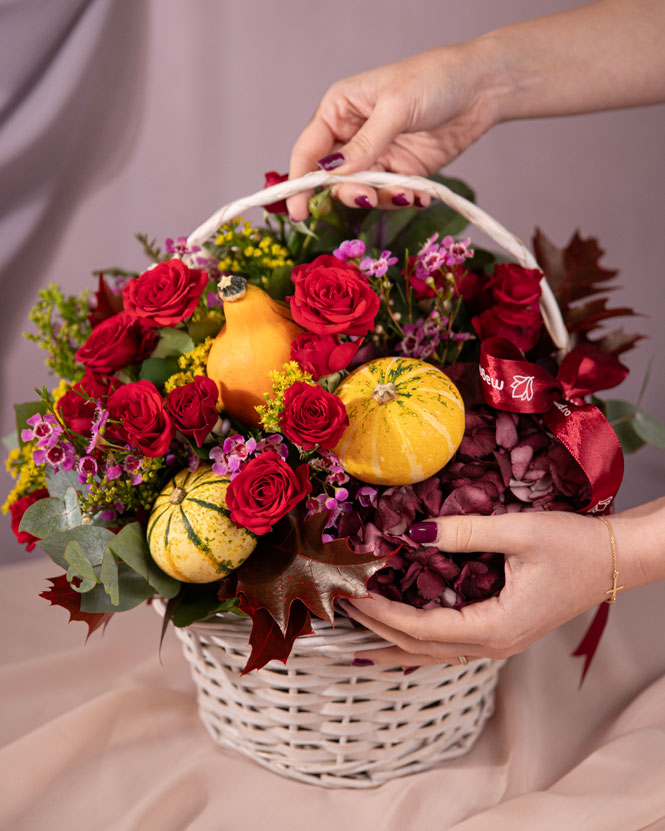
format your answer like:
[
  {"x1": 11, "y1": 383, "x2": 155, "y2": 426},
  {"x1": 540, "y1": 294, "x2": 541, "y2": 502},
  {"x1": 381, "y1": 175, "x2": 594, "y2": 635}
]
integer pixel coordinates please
[
  {"x1": 588, "y1": 496, "x2": 614, "y2": 514},
  {"x1": 510, "y1": 375, "x2": 535, "y2": 402}
]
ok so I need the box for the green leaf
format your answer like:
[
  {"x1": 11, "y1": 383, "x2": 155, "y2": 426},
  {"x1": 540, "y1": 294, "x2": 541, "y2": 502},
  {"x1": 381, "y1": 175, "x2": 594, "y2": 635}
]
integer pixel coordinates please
[
  {"x1": 79, "y1": 564, "x2": 154, "y2": 613},
  {"x1": 46, "y1": 466, "x2": 89, "y2": 499},
  {"x1": 38, "y1": 525, "x2": 115, "y2": 570},
  {"x1": 64, "y1": 539, "x2": 98, "y2": 583},
  {"x1": 636, "y1": 357, "x2": 653, "y2": 410},
  {"x1": 19, "y1": 487, "x2": 82, "y2": 538},
  {"x1": 263, "y1": 264, "x2": 293, "y2": 301},
  {"x1": 67, "y1": 571, "x2": 97, "y2": 594},
  {"x1": 139, "y1": 357, "x2": 179, "y2": 387},
  {"x1": 3, "y1": 431, "x2": 18, "y2": 451},
  {"x1": 602, "y1": 399, "x2": 645, "y2": 454},
  {"x1": 100, "y1": 549, "x2": 120, "y2": 606},
  {"x1": 15, "y1": 401, "x2": 46, "y2": 448},
  {"x1": 151, "y1": 327, "x2": 195, "y2": 359},
  {"x1": 171, "y1": 583, "x2": 237, "y2": 627},
  {"x1": 108, "y1": 522, "x2": 180, "y2": 598},
  {"x1": 359, "y1": 207, "x2": 416, "y2": 252},
  {"x1": 633, "y1": 410, "x2": 665, "y2": 450},
  {"x1": 188, "y1": 317, "x2": 223, "y2": 343}
]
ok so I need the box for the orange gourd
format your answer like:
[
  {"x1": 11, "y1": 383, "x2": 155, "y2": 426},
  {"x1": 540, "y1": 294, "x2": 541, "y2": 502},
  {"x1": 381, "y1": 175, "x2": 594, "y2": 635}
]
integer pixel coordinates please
[{"x1": 206, "y1": 275, "x2": 303, "y2": 426}]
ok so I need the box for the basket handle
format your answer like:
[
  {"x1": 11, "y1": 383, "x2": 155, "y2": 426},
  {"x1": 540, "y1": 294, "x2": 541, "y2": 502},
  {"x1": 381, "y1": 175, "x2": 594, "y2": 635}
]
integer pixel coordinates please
[{"x1": 187, "y1": 170, "x2": 570, "y2": 351}]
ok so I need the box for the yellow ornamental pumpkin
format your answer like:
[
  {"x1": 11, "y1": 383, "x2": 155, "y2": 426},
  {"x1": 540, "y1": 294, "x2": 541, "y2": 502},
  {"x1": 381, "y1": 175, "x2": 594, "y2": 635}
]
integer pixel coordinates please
[
  {"x1": 334, "y1": 357, "x2": 465, "y2": 486},
  {"x1": 206, "y1": 275, "x2": 304, "y2": 426},
  {"x1": 147, "y1": 464, "x2": 256, "y2": 583}
]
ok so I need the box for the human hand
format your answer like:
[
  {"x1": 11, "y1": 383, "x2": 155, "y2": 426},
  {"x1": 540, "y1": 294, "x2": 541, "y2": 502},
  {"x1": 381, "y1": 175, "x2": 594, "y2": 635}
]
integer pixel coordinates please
[
  {"x1": 341, "y1": 506, "x2": 661, "y2": 667},
  {"x1": 287, "y1": 43, "x2": 499, "y2": 221}
]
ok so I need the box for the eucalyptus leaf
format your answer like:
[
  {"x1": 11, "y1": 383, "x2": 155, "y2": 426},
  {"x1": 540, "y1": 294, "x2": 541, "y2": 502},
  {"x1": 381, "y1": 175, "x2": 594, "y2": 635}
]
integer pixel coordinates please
[
  {"x1": 139, "y1": 357, "x2": 179, "y2": 387},
  {"x1": 603, "y1": 399, "x2": 645, "y2": 454},
  {"x1": 64, "y1": 539, "x2": 98, "y2": 583},
  {"x1": 67, "y1": 569, "x2": 97, "y2": 594},
  {"x1": 79, "y1": 563, "x2": 154, "y2": 613},
  {"x1": 108, "y1": 522, "x2": 180, "y2": 598},
  {"x1": 15, "y1": 401, "x2": 46, "y2": 448},
  {"x1": 19, "y1": 488, "x2": 82, "y2": 538},
  {"x1": 46, "y1": 467, "x2": 89, "y2": 499},
  {"x1": 3, "y1": 431, "x2": 18, "y2": 451},
  {"x1": 633, "y1": 410, "x2": 665, "y2": 450},
  {"x1": 37, "y1": 525, "x2": 115, "y2": 570},
  {"x1": 100, "y1": 549, "x2": 120, "y2": 606},
  {"x1": 151, "y1": 327, "x2": 195, "y2": 359}
]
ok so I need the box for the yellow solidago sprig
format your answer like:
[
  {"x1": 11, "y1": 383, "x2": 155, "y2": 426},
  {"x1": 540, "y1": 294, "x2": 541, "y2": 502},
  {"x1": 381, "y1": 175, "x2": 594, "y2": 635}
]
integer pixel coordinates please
[
  {"x1": 256, "y1": 361, "x2": 313, "y2": 433},
  {"x1": 24, "y1": 283, "x2": 91, "y2": 382},
  {"x1": 164, "y1": 336, "x2": 215, "y2": 393},
  {"x1": 2, "y1": 442, "x2": 46, "y2": 513}
]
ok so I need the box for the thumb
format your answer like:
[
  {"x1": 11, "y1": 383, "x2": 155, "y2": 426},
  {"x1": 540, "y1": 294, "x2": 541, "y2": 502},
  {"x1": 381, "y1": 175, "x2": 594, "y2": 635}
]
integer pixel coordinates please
[
  {"x1": 408, "y1": 513, "x2": 538, "y2": 557},
  {"x1": 328, "y1": 101, "x2": 407, "y2": 174}
]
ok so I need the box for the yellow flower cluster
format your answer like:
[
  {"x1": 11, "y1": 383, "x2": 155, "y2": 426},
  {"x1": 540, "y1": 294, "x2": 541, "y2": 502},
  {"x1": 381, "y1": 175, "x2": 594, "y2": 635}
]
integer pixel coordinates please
[
  {"x1": 256, "y1": 361, "x2": 313, "y2": 432},
  {"x1": 164, "y1": 337, "x2": 215, "y2": 393},
  {"x1": 2, "y1": 443, "x2": 46, "y2": 513},
  {"x1": 215, "y1": 218, "x2": 292, "y2": 275},
  {"x1": 51, "y1": 378, "x2": 70, "y2": 405}
]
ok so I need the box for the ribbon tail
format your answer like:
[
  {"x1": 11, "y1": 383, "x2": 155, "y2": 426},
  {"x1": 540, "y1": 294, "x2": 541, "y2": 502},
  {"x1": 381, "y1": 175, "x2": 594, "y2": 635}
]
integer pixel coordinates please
[{"x1": 572, "y1": 602, "x2": 610, "y2": 687}]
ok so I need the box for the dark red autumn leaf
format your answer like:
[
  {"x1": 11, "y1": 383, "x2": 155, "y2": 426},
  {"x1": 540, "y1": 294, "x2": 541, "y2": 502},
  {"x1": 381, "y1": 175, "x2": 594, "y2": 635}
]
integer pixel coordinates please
[
  {"x1": 235, "y1": 509, "x2": 395, "y2": 634},
  {"x1": 590, "y1": 327, "x2": 646, "y2": 357},
  {"x1": 533, "y1": 229, "x2": 642, "y2": 353},
  {"x1": 40, "y1": 574, "x2": 113, "y2": 640},
  {"x1": 88, "y1": 273, "x2": 124, "y2": 328},
  {"x1": 240, "y1": 598, "x2": 312, "y2": 675}
]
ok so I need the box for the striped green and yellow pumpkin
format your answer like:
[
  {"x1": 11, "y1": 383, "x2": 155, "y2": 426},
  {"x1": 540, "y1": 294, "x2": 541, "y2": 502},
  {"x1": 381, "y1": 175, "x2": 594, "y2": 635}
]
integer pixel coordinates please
[
  {"x1": 333, "y1": 357, "x2": 465, "y2": 486},
  {"x1": 147, "y1": 465, "x2": 256, "y2": 583}
]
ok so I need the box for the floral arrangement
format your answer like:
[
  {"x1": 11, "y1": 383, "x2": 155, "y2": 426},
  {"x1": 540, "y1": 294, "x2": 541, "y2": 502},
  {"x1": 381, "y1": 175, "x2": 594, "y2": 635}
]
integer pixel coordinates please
[{"x1": 6, "y1": 172, "x2": 665, "y2": 674}]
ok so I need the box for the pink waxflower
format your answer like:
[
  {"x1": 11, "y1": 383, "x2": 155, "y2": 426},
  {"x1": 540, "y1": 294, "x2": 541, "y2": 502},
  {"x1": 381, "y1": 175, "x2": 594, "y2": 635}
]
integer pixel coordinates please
[
  {"x1": 22, "y1": 413, "x2": 63, "y2": 449},
  {"x1": 333, "y1": 239, "x2": 366, "y2": 261},
  {"x1": 359, "y1": 250, "x2": 398, "y2": 278},
  {"x1": 77, "y1": 456, "x2": 98, "y2": 484}
]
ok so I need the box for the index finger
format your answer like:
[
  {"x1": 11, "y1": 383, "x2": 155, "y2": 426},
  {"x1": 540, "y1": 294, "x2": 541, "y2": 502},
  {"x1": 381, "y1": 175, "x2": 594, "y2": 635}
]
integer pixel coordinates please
[
  {"x1": 346, "y1": 591, "x2": 500, "y2": 645},
  {"x1": 287, "y1": 116, "x2": 336, "y2": 222}
]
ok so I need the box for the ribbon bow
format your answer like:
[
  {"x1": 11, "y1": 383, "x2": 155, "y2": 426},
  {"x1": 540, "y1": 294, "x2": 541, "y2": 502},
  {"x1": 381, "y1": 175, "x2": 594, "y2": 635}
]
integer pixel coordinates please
[{"x1": 478, "y1": 337, "x2": 628, "y2": 682}]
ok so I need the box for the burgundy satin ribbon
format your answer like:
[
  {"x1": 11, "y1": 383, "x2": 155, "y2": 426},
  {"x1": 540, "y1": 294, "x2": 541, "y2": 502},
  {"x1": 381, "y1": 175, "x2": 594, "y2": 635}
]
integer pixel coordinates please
[{"x1": 478, "y1": 336, "x2": 628, "y2": 681}]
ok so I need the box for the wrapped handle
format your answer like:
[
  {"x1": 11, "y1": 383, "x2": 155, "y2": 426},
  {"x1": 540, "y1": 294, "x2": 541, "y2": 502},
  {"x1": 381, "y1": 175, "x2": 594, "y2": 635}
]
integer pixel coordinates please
[{"x1": 187, "y1": 170, "x2": 570, "y2": 351}]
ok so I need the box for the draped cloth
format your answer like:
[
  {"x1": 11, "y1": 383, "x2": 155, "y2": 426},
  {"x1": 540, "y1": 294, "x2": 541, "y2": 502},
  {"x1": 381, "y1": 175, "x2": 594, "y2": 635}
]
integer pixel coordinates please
[{"x1": 1, "y1": 557, "x2": 665, "y2": 831}]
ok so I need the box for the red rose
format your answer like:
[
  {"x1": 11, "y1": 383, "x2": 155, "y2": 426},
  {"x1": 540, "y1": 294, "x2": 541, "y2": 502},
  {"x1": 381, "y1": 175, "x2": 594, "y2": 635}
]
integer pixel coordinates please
[
  {"x1": 290, "y1": 332, "x2": 361, "y2": 380},
  {"x1": 165, "y1": 376, "x2": 219, "y2": 447},
  {"x1": 10, "y1": 489, "x2": 49, "y2": 551},
  {"x1": 487, "y1": 263, "x2": 542, "y2": 309},
  {"x1": 287, "y1": 255, "x2": 380, "y2": 336},
  {"x1": 472, "y1": 305, "x2": 542, "y2": 352},
  {"x1": 75, "y1": 312, "x2": 159, "y2": 374},
  {"x1": 106, "y1": 380, "x2": 174, "y2": 457},
  {"x1": 123, "y1": 259, "x2": 208, "y2": 328},
  {"x1": 57, "y1": 372, "x2": 121, "y2": 435},
  {"x1": 279, "y1": 381, "x2": 349, "y2": 450},
  {"x1": 263, "y1": 171, "x2": 289, "y2": 214},
  {"x1": 226, "y1": 451, "x2": 311, "y2": 535}
]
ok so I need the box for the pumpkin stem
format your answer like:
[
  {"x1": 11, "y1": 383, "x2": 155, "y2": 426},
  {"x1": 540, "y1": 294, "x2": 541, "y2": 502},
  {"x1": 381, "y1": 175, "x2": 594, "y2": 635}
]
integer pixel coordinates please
[
  {"x1": 372, "y1": 382, "x2": 398, "y2": 405},
  {"x1": 218, "y1": 273, "x2": 247, "y2": 302},
  {"x1": 169, "y1": 487, "x2": 187, "y2": 505}
]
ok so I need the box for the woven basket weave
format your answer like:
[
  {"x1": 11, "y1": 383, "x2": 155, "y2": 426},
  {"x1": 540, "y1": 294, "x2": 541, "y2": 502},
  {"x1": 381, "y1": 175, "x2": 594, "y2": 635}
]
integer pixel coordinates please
[{"x1": 166, "y1": 171, "x2": 568, "y2": 787}]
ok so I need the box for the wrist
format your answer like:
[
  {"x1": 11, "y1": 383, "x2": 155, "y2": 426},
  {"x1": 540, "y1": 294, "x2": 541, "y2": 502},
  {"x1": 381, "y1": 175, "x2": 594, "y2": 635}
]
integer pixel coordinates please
[{"x1": 612, "y1": 500, "x2": 665, "y2": 592}]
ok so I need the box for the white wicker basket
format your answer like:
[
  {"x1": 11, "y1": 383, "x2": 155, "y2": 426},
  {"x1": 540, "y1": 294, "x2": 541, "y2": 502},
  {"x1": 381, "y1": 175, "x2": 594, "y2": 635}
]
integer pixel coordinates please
[{"x1": 165, "y1": 171, "x2": 568, "y2": 787}]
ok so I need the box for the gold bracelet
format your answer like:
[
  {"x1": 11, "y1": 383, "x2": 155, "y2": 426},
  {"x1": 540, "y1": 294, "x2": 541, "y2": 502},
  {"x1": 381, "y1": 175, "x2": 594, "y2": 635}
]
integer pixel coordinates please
[{"x1": 597, "y1": 515, "x2": 624, "y2": 604}]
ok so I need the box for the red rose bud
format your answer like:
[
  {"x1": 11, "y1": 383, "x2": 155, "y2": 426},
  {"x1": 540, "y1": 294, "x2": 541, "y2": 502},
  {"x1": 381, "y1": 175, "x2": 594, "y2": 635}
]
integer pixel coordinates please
[
  {"x1": 263, "y1": 171, "x2": 289, "y2": 214},
  {"x1": 75, "y1": 312, "x2": 159, "y2": 374},
  {"x1": 287, "y1": 254, "x2": 380, "y2": 337},
  {"x1": 123, "y1": 259, "x2": 208, "y2": 327},
  {"x1": 165, "y1": 376, "x2": 219, "y2": 447},
  {"x1": 279, "y1": 381, "x2": 349, "y2": 450},
  {"x1": 472, "y1": 304, "x2": 542, "y2": 352},
  {"x1": 57, "y1": 372, "x2": 121, "y2": 435},
  {"x1": 106, "y1": 380, "x2": 174, "y2": 457},
  {"x1": 10, "y1": 489, "x2": 50, "y2": 551},
  {"x1": 226, "y1": 451, "x2": 311, "y2": 535},
  {"x1": 290, "y1": 332, "x2": 361, "y2": 380}
]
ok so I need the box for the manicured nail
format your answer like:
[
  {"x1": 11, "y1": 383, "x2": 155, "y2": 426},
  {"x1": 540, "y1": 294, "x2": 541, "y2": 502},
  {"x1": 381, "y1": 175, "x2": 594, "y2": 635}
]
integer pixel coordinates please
[
  {"x1": 391, "y1": 193, "x2": 409, "y2": 206},
  {"x1": 403, "y1": 666, "x2": 419, "y2": 676},
  {"x1": 352, "y1": 657, "x2": 374, "y2": 667},
  {"x1": 354, "y1": 195, "x2": 373, "y2": 209},
  {"x1": 317, "y1": 152, "x2": 345, "y2": 171},
  {"x1": 408, "y1": 521, "x2": 439, "y2": 544},
  {"x1": 414, "y1": 195, "x2": 424, "y2": 208}
]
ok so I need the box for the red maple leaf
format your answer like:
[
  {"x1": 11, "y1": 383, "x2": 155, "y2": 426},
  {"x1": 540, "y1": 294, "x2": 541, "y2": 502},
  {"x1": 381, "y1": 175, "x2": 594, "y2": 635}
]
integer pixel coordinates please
[
  {"x1": 87, "y1": 273, "x2": 124, "y2": 328},
  {"x1": 223, "y1": 510, "x2": 395, "y2": 672},
  {"x1": 40, "y1": 574, "x2": 113, "y2": 640}
]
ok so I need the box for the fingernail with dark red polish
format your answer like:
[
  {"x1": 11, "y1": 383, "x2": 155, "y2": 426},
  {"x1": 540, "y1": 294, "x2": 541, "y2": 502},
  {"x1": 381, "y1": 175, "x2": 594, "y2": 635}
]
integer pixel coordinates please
[
  {"x1": 403, "y1": 666, "x2": 419, "y2": 676},
  {"x1": 392, "y1": 193, "x2": 409, "y2": 206},
  {"x1": 354, "y1": 195, "x2": 373, "y2": 209},
  {"x1": 352, "y1": 658, "x2": 374, "y2": 667},
  {"x1": 414, "y1": 195, "x2": 424, "y2": 208},
  {"x1": 317, "y1": 152, "x2": 345, "y2": 171},
  {"x1": 408, "y1": 521, "x2": 438, "y2": 544}
]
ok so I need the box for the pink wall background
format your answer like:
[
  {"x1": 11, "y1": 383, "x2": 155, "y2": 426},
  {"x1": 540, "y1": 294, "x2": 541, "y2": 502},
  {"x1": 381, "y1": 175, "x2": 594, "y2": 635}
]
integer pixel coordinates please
[{"x1": 1, "y1": 0, "x2": 663, "y2": 565}]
